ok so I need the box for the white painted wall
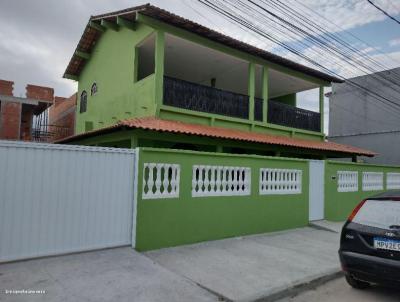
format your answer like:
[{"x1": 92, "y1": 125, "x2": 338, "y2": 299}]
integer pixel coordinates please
[{"x1": 0, "y1": 141, "x2": 136, "y2": 263}]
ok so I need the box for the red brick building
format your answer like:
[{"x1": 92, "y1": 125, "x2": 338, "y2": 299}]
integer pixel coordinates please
[
  {"x1": 0, "y1": 79, "x2": 76, "y2": 142},
  {"x1": 48, "y1": 93, "x2": 77, "y2": 141}
]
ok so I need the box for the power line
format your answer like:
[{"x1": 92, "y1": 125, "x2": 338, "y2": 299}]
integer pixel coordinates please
[
  {"x1": 366, "y1": 0, "x2": 400, "y2": 25},
  {"x1": 196, "y1": 0, "x2": 400, "y2": 117},
  {"x1": 268, "y1": 0, "x2": 400, "y2": 85},
  {"x1": 298, "y1": 1, "x2": 400, "y2": 68},
  {"x1": 258, "y1": 0, "x2": 400, "y2": 104}
]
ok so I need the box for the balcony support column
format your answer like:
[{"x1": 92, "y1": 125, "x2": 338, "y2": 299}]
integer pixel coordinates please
[
  {"x1": 155, "y1": 30, "x2": 165, "y2": 115},
  {"x1": 248, "y1": 62, "x2": 255, "y2": 122},
  {"x1": 262, "y1": 66, "x2": 269, "y2": 123},
  {"x1": 319, "y1": 86, "x2": 324, "y2": 134}
]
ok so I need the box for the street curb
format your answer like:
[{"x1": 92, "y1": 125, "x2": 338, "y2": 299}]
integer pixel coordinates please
[
  {"x1": 238, "y1": 268, "x2": 343, "y2": 302},
  {"x1": 308, "y1": 223, "x2": 340, "y2": 233}
]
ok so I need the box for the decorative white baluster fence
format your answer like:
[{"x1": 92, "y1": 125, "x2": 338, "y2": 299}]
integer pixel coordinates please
[
  {"x1": 387, "y1": 172, "x2": 400, "y2": 189},
  {"x1": 362, "y1": 172, "x2": 384, "y2": 191},
  {"x1": 259, "y1": 168, "x2": 302, "y2": 195},
  {"x1": 337, "y1": 171, "x2": 358, "y2": 192},
  {"x1": 192, "y1": 165, "x2": 251, "y2": 197},
  {"x1": 142, "y1": 163, "x2": 180, "y2": 199}
]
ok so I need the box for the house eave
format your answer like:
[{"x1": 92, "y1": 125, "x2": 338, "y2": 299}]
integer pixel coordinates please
[{"x1": 63, "y1": 4, "x2": 343, "y2": 84}]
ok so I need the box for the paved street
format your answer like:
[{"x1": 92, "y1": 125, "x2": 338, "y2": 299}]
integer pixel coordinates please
[
  {"x1": 146, "y1": 226, "x2": 341, "y2": 301},
  {"x1": 277, "y1": 277, "x2": 400, "y2": 302}
]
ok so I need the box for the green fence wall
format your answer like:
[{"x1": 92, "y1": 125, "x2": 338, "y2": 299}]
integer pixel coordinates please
[
  {"x1": 325, "y1": 160, "x2": 400, "y2": 221},
  {"x1": 135, "y1": 148, "x2": 310, "y2": 251}
]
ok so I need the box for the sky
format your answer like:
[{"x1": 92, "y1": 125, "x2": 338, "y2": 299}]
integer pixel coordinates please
[{"x1": 0, "y1": 0, "x2": 399, "y2": 131}]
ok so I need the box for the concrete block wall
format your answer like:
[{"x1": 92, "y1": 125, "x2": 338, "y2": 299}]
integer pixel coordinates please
[
  {"x1": 325, "y1": 160, "x2": 400, "y2": 221},
  {"x1": 135, "y1": 147, "x2": 310, "y2": 251}
]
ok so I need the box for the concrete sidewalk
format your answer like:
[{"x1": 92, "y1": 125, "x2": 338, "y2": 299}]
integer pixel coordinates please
[
  {"x1": 146, "y1": 227, "x2": 342, "y2": 302},
  {"x1": 0, "y1": 247, "x2": 217, "y2": 302},
  {"x1": 0, "y1": 227, "x2": 343, "y2": 302},
  {"x1": 309, "y1": 220, "x2": 345, "y2": 233}
]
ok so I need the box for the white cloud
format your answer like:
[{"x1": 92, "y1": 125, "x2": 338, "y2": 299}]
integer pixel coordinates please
[
  {"x1": 389, "y1": 38, "x2": 400, "y2": 47},
  {"x1": 300, "y1": 0, "x2": 400, "y2": 31},
  {"x1": 0, "y1": 0, "x2": 399, "y2": 97}
]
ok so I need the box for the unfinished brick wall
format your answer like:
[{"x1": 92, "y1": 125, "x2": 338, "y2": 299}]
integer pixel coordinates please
[
  {"x1": 49, "y1": 94, "x2": 76, "y2": 140},
  {"x1": 24, "y1": 85, "x2": 55, "y2": 141},
  {"x1": 26, "y1": 84, "x2": 54, "y2": 102},
  {"x1": 20, "y1": 109, "x2": 33, "y2": 141},
  {"x1": 0, "y1": 80, "x2": 21, "y2": 140},
  {"x1": 0, "y1": 79, "x2": 74, "y2": 142}
]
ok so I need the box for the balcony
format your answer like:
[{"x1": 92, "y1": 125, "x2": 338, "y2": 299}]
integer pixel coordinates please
[
  {"x1": 255, "y1": 98, "x2": 321, "y2": 132},
  {"x1": 163, "y1": 76, "x2": 321, "y2": 132},
  {"x1": 163, "y1": 76, "x2": 249, "y2": 120}
]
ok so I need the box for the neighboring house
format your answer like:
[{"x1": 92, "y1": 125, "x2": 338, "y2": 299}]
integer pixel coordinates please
[
  {"x1": 48, "y1": 94, "x2": 77, "y2": 141},
  {"x1": 329, "y1": 67, "x2": 400, "y2": 165},
  {"x1": 59, "y1": 4, "x2": 374, "y2": 161},
  {"x1": 0, "y1": 79, "x2": 77, "y2": 142},
  {"x1": 0, "y1": 80, "x2": 53, "y2": 141}
]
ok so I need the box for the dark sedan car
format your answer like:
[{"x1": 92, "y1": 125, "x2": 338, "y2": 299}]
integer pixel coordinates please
[{"x1": 339, "y1": 191, "x2": 400, "y2": 289}]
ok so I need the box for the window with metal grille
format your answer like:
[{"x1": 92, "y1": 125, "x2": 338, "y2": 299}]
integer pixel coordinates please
[
  {"x1": 80, "y1": 90, "x2": 87, "y2": 113},
  {"x1": 91, "y1": 83, "x2": 97, "y2": 96}
]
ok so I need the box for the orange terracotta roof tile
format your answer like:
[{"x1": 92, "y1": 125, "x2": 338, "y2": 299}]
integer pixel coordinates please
[{"x1": 57, "y1": 117, "x2": 376, "y2": 157}]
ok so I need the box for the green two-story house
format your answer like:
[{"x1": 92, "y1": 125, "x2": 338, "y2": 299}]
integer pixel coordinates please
[{"x1": 60, "y1": 4, "x2": 374, "y2": 160}]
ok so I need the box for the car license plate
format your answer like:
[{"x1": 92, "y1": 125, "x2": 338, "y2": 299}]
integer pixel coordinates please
[{"x1": 374, "y1": 237, "x2": 400, "y2": 251}]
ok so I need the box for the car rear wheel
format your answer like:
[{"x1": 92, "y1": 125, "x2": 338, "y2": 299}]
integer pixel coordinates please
[{"x1": 345, "y1": 274, "x2": 370, "y2": 289}]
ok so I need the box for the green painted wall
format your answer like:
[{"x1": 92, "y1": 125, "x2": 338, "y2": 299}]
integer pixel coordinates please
[
  {"x1": 159, "y1": 106, "x2": 324, "y2": 141},
  {"x1": 325, "y1": 160, "x2": 400, "y2": 221},
  {"x1": 273, "y1": 93, "x2": 297, "y2": 107},
  {"x1": 74, "y1": 15, "x2": 328, "y2": 140},
  {"x1": 76, "y1": 24, "x2": 156, "y2": 134},
  {"x1": 135, "y1": 147, "x2": 310, "y2": 251}
]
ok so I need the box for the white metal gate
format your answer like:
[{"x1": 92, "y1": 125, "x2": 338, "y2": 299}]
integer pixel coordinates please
[
  {"x1": 0, "y1": 141, "x2": 136, "y2": 263},
  {"x1": 309, "y1": 160, "x2": 325, "y2": 221}
]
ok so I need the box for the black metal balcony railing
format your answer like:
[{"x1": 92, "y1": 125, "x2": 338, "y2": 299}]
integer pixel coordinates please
[
  {"x1": 267, "y1": 100, "x2": 321, "y2": 132},
  {"x1": 255, "y1": 98, "x2": 263, "y2": 122},
  {"x1": 163, "y1": 76, "x2": 321, "y2": 132},
  {"x1": 32, "y1": 125, "x2": 72, "y2": 142},
  {"x1": 163, "y1": 76, "x2": 249, "y2": 119}
]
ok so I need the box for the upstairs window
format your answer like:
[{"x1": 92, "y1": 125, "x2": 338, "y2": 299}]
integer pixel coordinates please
[
  {"x1": 136, "y1": 34, "x2": 155, "y2": 82},
  {"x1": 80, "y1": 90, "x2": 87, "y2": 113},
  {"x1": 91, "y1": 83, "x2": 97, "y2": 96}
]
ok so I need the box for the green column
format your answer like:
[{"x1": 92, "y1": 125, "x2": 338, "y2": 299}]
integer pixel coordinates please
[
  {"x1": 262, "y1": 66, "x2": 269, "y2": 123},
  {"x1": 130, "y1": 135, "x2": 138, "y2": 148},
  {"x1": 248, "y1": 62, "x2": 255, "y2": 122},
  {"x1": 319, "y1": 86, "x2": 324, "y2": 134},
  {"x1": 155, "y1": 31, "x2": 165, "y2": 116}
]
